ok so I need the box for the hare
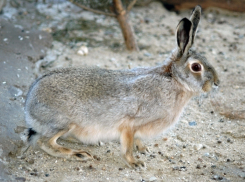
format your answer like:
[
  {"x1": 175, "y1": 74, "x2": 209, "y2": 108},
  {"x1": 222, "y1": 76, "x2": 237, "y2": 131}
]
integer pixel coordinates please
[{"x1": 25, "y1": 6, "x2": 219, "y2": 168}]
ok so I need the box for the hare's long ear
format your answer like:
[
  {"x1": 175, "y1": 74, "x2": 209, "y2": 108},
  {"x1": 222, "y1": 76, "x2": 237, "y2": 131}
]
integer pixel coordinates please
[
  {"x1": 176, "y1": 18, "x2": 193, "y2": 56},
  {"x1": 190, "y1": 5, "x2": 201, "y2": 45}
]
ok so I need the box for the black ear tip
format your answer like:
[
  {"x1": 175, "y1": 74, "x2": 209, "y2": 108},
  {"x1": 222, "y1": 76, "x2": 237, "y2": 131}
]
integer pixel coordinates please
[{"x1": 179, "y1": 18, "x2": 192, "y2": 27}]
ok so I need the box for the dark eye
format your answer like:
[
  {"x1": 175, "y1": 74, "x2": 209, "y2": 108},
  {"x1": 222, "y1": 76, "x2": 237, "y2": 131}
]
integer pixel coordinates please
[{"x1": 191, "y1": 63, "x2": 202, "y2": 72}]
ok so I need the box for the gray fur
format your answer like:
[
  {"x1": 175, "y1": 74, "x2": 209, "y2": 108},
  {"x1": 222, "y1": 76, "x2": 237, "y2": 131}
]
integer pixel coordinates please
[{"x1": 25, "y1": 6, "x2": 219, "y2": 153}]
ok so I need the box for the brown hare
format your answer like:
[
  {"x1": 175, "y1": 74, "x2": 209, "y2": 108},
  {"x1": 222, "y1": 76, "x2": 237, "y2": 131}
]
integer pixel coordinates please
[{"x1": 25, "y1": 6, "x2": 219, "y2": 168}]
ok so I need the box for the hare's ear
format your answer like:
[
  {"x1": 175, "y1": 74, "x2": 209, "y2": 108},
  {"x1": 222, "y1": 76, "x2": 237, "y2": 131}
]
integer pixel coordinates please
[
  {"x1": 190, "y1": 5, "x2": 201, "y2": 45},
  {"x1": 176, "y1": 18, "x2": 193, "y2": 55}
]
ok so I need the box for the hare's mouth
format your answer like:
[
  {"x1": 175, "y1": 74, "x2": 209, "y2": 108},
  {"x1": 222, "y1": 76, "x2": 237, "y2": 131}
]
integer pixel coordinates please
[
  {"x1": 202, "y1": 81, "x2": 212, "y2": 92},
  {"x1": 202, "y1": 80, "x2": 219, "y2": 92}
]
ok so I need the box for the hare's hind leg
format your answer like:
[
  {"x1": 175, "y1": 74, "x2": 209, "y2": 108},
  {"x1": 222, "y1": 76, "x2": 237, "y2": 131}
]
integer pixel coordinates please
[
  {"x1": 120, "y1": 127, "x2": 145, "y2": 168},
  {"x1": 37, "y1": 126, "x2": 92, "y2": 161}
]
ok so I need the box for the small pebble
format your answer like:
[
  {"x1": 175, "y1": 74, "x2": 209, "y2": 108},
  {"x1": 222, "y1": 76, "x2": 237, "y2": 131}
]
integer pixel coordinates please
[
  {"x1": 138, "y1": 57, "x2": 143, "y2": 61},
  {"x1": 88, "y1": 164, "x2": 94, "y2": 169},
  {"x1": 77, "y1": 46, "x2": 89, "y2": 56},
  {"x1": 154, "y1": 144, "x2": 158, "y2": 147},
  {"x1": 194, "y1": 144, "x2": 203, "y2": 150},
  {"x1": 149, "y1": 176, "x2": 157, "y2": 181},
  {"x1": 189, "y1": 121, "x2": 197, "y2": 126},
  {"x1": 144, "y1": 52, "x2": 152, "y2": 57},
  {"x1": 180, "y1": 166, "x2": 186, "y2": 171},
  {"x1": 173, "y1": 166, "x2": 179, "y2": 170},
  {"x1": 196, "y1": 164, "x2": 201, "y2": 169},
  {"x1": 45, "y1": 174, "x2": 49, "y2": 177},
  {"x1": 217, "y1": 140, "x2": 222, "y2": 144},
  {"x1": 198, "y1": 158, "x2": 203, "y2": 162},
  {"x1": 218, "y1": 176, "x2": 223, "y2": 180},
  {"x1": 212, "y1": 175, "x2": 219, "y2": 180},
  {"x1": 219, "y1": 119, "x2": 224, "y2": 122},
  {"x1": 227, "y1": 138, "x2": 231, "y2": 142},
  {"x1": 150, "y1": 154, "x2": 156, "y2": 158},
  {"x1": 204, "y1": 153, "x2": 210, "y2": 157},
  {"x1": 28, "y1": 159, "x2": 34, "y2": 164},
  {"x1": 15, "y1": 177, "x2": 26, "y2": 182}
]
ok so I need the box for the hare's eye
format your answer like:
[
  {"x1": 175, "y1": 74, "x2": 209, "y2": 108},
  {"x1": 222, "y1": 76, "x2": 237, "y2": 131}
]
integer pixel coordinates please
[{"x1": 191, "y1": 63, "x2": 202, "y2": 72}]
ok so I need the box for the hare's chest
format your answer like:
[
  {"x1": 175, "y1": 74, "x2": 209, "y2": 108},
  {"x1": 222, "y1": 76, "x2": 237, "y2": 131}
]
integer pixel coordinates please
[{"x1": 135, "y1": 93, "x2": 191, "y2": 139}]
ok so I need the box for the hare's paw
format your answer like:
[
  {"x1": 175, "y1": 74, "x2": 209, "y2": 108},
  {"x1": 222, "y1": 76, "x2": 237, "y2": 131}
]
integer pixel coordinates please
[
  {"x1": 128, "y1": 160, "x2": 146, "y2": 169},
  {"x1": 136, "y1": 145, "x2": 150, "y2": 154},
  {"x1": 72, "y1": 150, "x2": 93, "y2": 161},
  {"x1": 135, "y1": 139, "x2": 150, "y2": 154}
]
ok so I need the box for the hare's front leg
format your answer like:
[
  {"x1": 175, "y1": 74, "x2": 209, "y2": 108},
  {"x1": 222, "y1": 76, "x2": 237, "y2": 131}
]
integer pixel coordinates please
[
  {"x1": 37, "y1": 125, "x2": 92, "y2": 161},
  {"x1": 120, "y1": 127, "x2": 145, "y2": 168}
]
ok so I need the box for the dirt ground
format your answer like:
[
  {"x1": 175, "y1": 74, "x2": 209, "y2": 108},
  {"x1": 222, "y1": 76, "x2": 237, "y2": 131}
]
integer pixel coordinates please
[{"x1": 1, "y1": 0, "x2": 245, "y2": 181}]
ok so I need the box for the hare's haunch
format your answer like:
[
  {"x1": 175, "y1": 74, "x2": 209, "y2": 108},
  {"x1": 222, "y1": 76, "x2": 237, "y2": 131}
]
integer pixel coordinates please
[{"x1": 25, "y1": 6, "x2": 219, "y2": 168}]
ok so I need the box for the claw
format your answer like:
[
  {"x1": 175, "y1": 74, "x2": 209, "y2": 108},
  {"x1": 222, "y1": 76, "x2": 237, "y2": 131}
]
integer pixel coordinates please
[
  {"x1": 131, "y1": 160, "x2": 146, "y2": 169},
  {"x1": 73, "y1": 151, "x2": 93, "y2": 161}
]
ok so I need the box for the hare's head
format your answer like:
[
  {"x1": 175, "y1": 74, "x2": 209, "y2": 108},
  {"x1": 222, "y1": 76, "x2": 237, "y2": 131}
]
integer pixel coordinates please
[{"x1": 166, "y1": 6, "x2": 219, "y2": 93}]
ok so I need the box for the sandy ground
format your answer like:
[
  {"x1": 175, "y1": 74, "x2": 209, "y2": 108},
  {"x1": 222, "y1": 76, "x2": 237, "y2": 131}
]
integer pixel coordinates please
[{"x1": 0, "y1": 0, "x2": 245, "y2": 181}]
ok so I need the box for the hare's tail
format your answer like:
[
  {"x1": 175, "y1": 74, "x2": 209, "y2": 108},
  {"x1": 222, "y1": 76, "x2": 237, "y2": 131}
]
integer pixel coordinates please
[
  {"x1": 27, "y1": 128, "x2": 37, "y2": 142},
  {"x1": 21, "y1": 128, "x2": 39, "y2": 154}
]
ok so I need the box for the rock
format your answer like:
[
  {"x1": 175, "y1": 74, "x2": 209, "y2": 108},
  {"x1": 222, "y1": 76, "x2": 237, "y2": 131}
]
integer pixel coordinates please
[
  {"x1": 212, "y1": 175, "x2": 219, "y2": 180},
  {"x1": 28, "y1": 159, "x2": 34, "y2": 165},
  {"x1": 98, "y1": 141, "x2": 104, "y2": 146},
  {"x1": 149, "y1": 176, "x2": 157, "y2": 181},
  {"x1": 173, "y1": 166, "x2": 179, "y2": 171},
  {"x1": 154, "y1": 144, "x2": 158, "y2": 147},
  {"x1": 42, "y1": 27, "x2": 52, "y2": 33},
  {"x1": 204, "y1": 153, "x2": 210, "y2": 157},
  {"x1": 77, "y1": 46, "x2": 88, "y2": 56},
  {"x1": 219, "y1": 118, "x2": 224, "y2": 122},
  {"x1": 144, "y1": 52, "x2": 152, "y2": 57},
  {"x1": 194, "y1": 144, "x2": 203, "y2": 150},
  {"x1": 189, "y1": 121, "x2": 197, "y2": 126},
  {"x1": 15, "y1": 177, "x2": 26, "y2": 182}
]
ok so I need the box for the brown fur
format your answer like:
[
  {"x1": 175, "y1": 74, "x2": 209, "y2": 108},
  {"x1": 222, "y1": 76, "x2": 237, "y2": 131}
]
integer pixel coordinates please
[{"x1": 25, "y1": 6, "x2": 219, "y2": 168}]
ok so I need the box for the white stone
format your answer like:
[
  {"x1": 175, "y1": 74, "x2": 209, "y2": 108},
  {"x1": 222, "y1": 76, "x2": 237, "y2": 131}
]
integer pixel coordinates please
[
  {"x1": 194, "y1": 144, "x2": 203, "y2": 150},
  {"x1": 77, "y1": 46, "x2": 89, "y2": 56}
]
